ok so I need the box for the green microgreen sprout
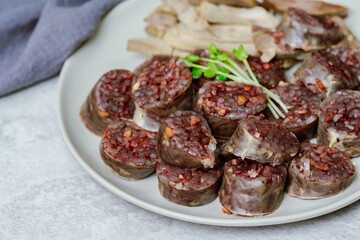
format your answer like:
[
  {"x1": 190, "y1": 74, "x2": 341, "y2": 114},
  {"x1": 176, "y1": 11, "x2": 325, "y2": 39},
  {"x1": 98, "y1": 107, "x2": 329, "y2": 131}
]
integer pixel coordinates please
[
  {"x1": 203, "y1": 62, "x2": 218, "y2": 78},
  {"x1": 191, "y1": 68, "x2": 203, "y2": 79},
  {"x1": 180, "y1": 43, "x2": 289, "y2": 119},
  {"x1": 216, "y1": 67, "x2": 229, "y2": 81},
  {"x1": 209, "y1": 43, "x2": 219, "y2": 55},
  {"x1": 187, "y1": 54, "x2": 201, "y2": 63}
]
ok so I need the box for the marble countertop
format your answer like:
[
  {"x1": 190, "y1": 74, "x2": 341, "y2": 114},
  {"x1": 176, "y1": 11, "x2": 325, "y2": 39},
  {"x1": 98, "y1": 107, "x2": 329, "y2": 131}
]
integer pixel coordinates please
[{"x1": 1, "y1": 76, "x2": 359, "y2": 240}]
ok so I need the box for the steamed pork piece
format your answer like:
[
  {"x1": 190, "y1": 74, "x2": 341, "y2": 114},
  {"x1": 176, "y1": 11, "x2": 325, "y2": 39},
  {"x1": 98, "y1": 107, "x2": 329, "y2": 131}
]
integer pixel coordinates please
[
  {"x1": 189, "y1": 0, "x2": 258, "y2": 8},
  {"x1": 156, "y1": 161, "x2": 223, "y2": 207},
  {"x1": 219, "y1": 158, "x2": 287, "y2": 216},
  {"x1": 100, "y1": 119, "x2": 159, "y2": 180},
  {"x1": 198, "y1": 1, "x2": 277, "y2": 28},
  {"x1": 162, "y1": 28, "x2": 257, "y2": 56},
  {"x1": 262, "y1": 0, "x2": 348, "y2": 17},
  {"x1": 157, "y1": 111, "x2": 217, "y2": 169},
  {"x1": 164, "y1": 0, "x2": 211, "y2": 32},
  {"x1": 170, "y1": 23, "x2": 253, "y2": 43},
  {"x1": 294, "y1": 47, "x2": 359, "y2": 98},
  {"x1": 223, "y1": 116, "x2": 300, "y2": 165},
  {"x1": 253, "y1": 8, "x2": 344, "y2": 62},
  {"x1": 132, "y1": 57, "x2": 193, "y2": 132},
  {"x1": 318, "y1": 90, "x2": 360, "y2": 157},
  {"x1": 276, "y1": 8, "x2": 343, "y2": 52},
  {"x1": 80, "y1": 70, "x2": 134, "y2": 136},
  {"x1": 268, "y1": 83, "x2": 322, "y2": 139},
  {"x1": 252, "y1": 26, "x2": 288, "y2": 63},
  {"x1": 145, "y1": 9, "x2": 177, "y2": 37},
  {"x1": 287, "y1": 142, "x2": 355, "y2": 199},
  {"x1": 127, "y1": 38, "x2": 174, "y2": 57},
  {"x1": 195, "y1": 81, "x2": 267, "y2": 138},
  {"x1": 332, "y1": 16, "x2": 360, "y2": 50}
]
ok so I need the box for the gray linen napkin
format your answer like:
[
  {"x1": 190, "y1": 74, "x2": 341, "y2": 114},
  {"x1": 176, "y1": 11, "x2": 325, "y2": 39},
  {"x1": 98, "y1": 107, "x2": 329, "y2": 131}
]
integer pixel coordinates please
[{"x1": 0, "y1": 0, "x2": 123, "y2": 96}]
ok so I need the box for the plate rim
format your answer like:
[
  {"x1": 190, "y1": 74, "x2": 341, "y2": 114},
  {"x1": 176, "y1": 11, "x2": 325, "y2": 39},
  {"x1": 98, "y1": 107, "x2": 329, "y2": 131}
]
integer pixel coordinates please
[{"x1": 57, "y1": 0, "x2": 360, "y2": 227}]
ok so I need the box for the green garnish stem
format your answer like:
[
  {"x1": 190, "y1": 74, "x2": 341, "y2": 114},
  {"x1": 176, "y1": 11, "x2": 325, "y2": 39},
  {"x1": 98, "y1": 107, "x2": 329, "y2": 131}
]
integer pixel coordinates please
[
  {"x1": 243, "y1": 60, "x2": 259, "y2": 85},
  {"x1": 225, "y1": 57, "x2": 252, "y2": 81},
  {"x1": 196, "y1": 58, "x2": 245, "y2": 81},
  {"x1": 180, "y1": 43, "x2": 289, "y2": 119}
]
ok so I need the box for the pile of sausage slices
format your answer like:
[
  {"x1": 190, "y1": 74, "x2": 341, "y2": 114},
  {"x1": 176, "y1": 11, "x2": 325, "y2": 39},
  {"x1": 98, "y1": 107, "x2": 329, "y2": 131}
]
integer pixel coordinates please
[{"x1": 80, "y1": 6, "x2": 360, "y2": 217}]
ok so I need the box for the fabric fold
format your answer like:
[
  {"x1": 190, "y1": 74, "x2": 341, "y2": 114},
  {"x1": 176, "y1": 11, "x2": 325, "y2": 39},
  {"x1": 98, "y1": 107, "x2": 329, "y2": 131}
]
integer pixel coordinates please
[{"x1": 0, "y1": 0, "x2": 123, "y2": 96}]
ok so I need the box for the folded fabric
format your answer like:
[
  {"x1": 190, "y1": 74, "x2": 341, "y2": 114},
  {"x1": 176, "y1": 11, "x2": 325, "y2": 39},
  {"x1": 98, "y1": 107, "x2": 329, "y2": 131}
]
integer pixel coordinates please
[{"x1": 0, "y1": 0, "x2": 123, "y2": 96}]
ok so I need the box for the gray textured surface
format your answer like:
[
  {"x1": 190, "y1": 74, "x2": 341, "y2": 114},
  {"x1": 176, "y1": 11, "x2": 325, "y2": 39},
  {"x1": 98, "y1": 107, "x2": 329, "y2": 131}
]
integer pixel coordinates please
[{"x1": 0, "y1": 77, "x2": 359, "y2": 240}]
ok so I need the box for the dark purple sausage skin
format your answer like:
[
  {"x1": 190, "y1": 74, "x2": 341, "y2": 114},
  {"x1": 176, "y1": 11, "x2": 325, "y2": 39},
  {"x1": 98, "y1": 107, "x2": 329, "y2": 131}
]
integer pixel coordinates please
[
  {"x1": 294, "y1": 47, "x2": 359, "y2": 98},
  {"x1": 219, "y1": 158, "x2": 287, "y2": 216},
  {"x1": 216, "y1": 136, "x2": 236, "y2": 162},
  {"x1": 287, "y1": 142, "x2": 355, "y2": 199},
  {"x1": 79, "y1": 70, "x2": 134, "y2": 136},
  {"x1": 100, "y1": 119, "x2": 159, "y2": 180},
  {"x1": 132, "y1": 57, "x2": 193, "y2": 132},
  {"x1": 317, "y1": 90, "x2": 360, "y2": 157},
  {"x1": 223, "y1": 115, "x2": 300, "y2": 165},
  {"x1": 195, "y1": 81, "x2": 267, "y2": 138},
  {"x1": 157, "y1": 111, "x2": 217, "y2": 169},
  {"x1": 268, "y1": 83, "x2": 322, "y2": 140},
  {"x1": 156, "y1": 161, "x2": 223, "y2": 207}
]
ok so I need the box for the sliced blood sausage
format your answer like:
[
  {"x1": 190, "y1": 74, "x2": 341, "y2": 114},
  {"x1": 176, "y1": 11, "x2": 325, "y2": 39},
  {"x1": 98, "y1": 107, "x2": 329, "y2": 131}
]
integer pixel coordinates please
[
  {"x1": 317, "y1": 90, "x2": 360, "y2": 157},
  {"x1": 156, "y1": 161, "x2": 223, "y2": 207},
  {"x1": 132, "y1": 57, "x2": 193, "y2": 132},
  {"x1": 268, "y1": 83, "x2": 322, "y2": 140},
  {"x1": 79, "y1": 70, "x2": 134, "y2": 136},
  {"x1": 223, "y1": 115, "x2": 300, "y2": 165},
  {"x1": 100, "y1": 119, "x2": 159, "y2": 180},
  {"x1": 294, "y1": 47, "x2": 359, "y2": 98},
  {"x1": 133, "y1": 55, "x2": 172, "y2": 76},
  {"x1": 194, "y1": 81, "x2": 267, "y2": 138},
  {"x1": 133, "y1": 55, "x2": 172, "y2": 90},
  {"x1": 219, "y1": 158, "x2": 287, "y2": 216},
  {"x1": 236, "y1": 56, "x2": 286, "y2": 89},
  {"x1": 157, "y1": 111, "x2": 217, "y2": 169},
  {"x1": 330, "y1": 47, "x2": 360, "y2": 87},
  {"x1": 287, "y1": 142, "x2": 355, "y2": 199}
]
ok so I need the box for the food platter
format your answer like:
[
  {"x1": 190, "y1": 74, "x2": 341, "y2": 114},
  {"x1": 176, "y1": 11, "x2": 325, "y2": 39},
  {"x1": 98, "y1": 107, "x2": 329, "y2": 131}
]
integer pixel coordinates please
[{"x1": 58, "y1": 0, "x2": 360, "y2": 226}]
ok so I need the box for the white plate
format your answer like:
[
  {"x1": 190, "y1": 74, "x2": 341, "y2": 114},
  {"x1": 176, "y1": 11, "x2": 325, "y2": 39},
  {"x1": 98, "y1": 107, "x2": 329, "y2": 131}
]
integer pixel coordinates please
[{"x1": 58, "y1": 0, "x2": 360, "y2": 226}]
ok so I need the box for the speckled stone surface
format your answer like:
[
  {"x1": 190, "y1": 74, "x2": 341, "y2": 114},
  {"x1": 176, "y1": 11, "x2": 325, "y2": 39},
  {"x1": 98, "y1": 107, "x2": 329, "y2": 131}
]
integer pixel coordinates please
[{"x1": 0, "y1": 77, "x2": 360, "y2": 240}]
